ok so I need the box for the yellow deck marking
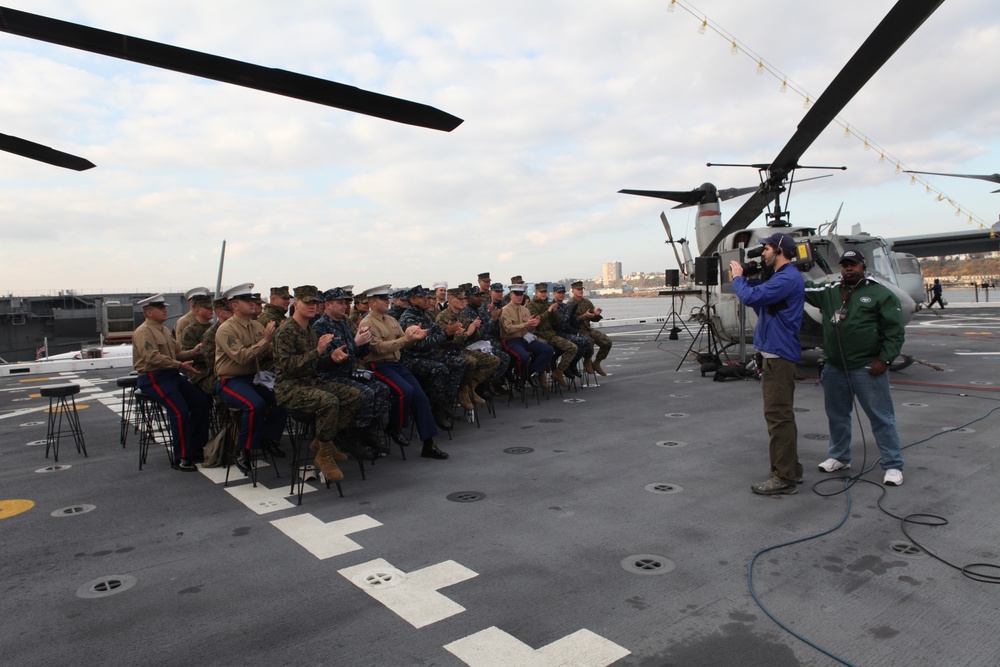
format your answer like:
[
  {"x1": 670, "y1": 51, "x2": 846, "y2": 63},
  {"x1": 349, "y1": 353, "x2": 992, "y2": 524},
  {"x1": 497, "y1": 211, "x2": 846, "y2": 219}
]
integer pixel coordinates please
[
  {"x1": 0, "y1": 500, "x2": 35, "y2": 520},
  {"x1": 19, "y1": 377, "x2": 51, "y2": 383}
]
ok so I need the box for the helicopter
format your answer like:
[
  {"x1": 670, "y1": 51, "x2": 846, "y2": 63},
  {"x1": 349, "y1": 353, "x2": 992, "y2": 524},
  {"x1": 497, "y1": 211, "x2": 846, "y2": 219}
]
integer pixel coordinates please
[
  {"x1": 620, "y1": 0, "x2": 949, "y2": 370},
  {"x1": 0, "y1": 6, "x2": 462, "y2": 171}
]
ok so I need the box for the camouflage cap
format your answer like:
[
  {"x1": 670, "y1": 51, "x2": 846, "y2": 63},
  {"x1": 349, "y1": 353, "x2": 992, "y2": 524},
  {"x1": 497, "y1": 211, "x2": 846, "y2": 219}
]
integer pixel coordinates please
[
  {"x1": 391, "y1": 288, "x2": 409, "y2": 301},
  {"x1": 535, "y1": 282, "x2": 549, "y2": 292},
  {"x1": 490, "y1": 282, "x2": 504, "y2": 292},
  {"x1": 551, "y1": 283, "x2": 566, "y2": 293},
  {"x1": 190, "y1": 294, "x2": 213, "y2": 309},
  {"x1": 354, "y1": 294, "x2": 368, "y2": 304},
  {"x1": 292, "y1": 285, "x2": 322, "y2": 303},
  {"x1": 212, "y1": 297, "x2": 230, "y2": 310},
  {"x1": 322, "y1": 287, "x2": 351, "y2": 301},
  {"x1": 510, "y1": 275, "x2": 524, "y2": 284},
  {"x1": 270, "y1": 286, "x2": 291, "y2": 298},
  {"x1": 466, "y1": 285, "x2": 483, "y2": 297},
  {"x1": 446, "y1": 287, "x2": 467, "y2": 298},
  {"x1": 252, "y1": 293, "x2": 264, "y2": 304},
  {"x1": 570, "y1": 280, "x2": 585, "y2": 290},
  {"x1": 477, "y1": 272, "x2": 491, "y2": 281},
  {"x1": 408, "y1": 285, "x2": 429, "y2": 299}
]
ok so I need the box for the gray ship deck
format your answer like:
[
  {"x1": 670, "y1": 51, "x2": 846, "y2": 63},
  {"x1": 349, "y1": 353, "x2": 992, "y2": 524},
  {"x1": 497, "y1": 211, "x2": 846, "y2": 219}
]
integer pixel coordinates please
[{"x1": 2, "y1": 306, "x2": 998, "y2": 667}]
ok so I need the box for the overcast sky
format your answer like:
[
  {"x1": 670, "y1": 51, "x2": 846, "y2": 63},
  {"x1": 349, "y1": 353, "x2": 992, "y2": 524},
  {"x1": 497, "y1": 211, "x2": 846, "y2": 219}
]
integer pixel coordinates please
[{"x1": 2, "y1": 0, "x2": 998, "y2": 295}]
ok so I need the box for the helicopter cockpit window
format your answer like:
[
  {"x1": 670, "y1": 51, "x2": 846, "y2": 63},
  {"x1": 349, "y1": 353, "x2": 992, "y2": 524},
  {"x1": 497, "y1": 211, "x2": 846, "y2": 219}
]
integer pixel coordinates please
[{"x1": 870, "y1": 245, "x2": 897, "y2": 284}]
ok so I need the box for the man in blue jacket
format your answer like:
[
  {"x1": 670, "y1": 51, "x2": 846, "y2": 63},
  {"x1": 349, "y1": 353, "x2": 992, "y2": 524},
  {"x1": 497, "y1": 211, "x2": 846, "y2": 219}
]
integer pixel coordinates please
[{"x1": 730, "y1": 232, "x2": 806, "y2": 495}]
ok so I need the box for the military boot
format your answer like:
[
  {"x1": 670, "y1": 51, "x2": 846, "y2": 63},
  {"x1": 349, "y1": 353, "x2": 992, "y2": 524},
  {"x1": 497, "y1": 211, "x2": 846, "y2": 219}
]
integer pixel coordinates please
[
  {"x1": 551, "y1": 368, "x2": 569, "y2": 388},
  {"x1": 593, "y1": 361, "x2": 607, "y2": 376},
  {"x1": 584, "y1": 359, "x2": 595, "y2": 374},
  {"x1": 309, "y1": 437, "x2": 347, "y2": 461},
  {"x1": 456, "y1": 385, "x2": 474, "y2": 410},
  {"x1": 313, "y1": 441, "x2": 344, "y2": 482}
]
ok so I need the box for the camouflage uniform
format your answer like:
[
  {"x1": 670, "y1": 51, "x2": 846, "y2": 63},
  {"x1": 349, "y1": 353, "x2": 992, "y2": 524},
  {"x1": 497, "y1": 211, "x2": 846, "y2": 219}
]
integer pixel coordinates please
[
  {"x1": 272, "y1": 318, "x2": 360, "y2": 441},
  {"x1": 436, "y1": 307, "x2": 501, "y2": 389},
  {"x1": 312, "y1": 313, "x2": 390, "y2": 429},
  {"x1": 554, "y1": 299, "x2": 590, "y2": 375},
  {"x1": 257, "y1": 303, "x2": 287, "y2": 329},
  {"x1": 465, "y1": 293, "x2": 511, "y2": 384},
  {"x1": 399, "y1": 304, "x2": 465, "y2": 408},
  {"x1": 527, "y1": 292, "x2": 578, "y2": 373},
  {"x1": 200, "y1": 320, "x2": 223, "y2": 394},
  {"x1": 569, "y1": 293, "x2": 612, "y2": 364},
  {"x1": 179, "y1": 319, "x2": 213, "y2": 395}
]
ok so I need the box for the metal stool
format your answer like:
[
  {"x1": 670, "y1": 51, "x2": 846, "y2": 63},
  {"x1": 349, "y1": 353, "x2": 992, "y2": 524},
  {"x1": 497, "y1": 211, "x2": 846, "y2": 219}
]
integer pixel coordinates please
[
  {"x1": 223, "y1": 407, "x2": 282, "y2": 488},
  {"x1": 116, "y1": 375, "x2": 138, "y2": 448},
  {"x1": 134, "y1": 389, "x2": 173, "y2": 470},
  {"x1": 41, "y1": 384, "x2": 86, "y2": 462},
  {"x1": 285, "y1": 411, "x2": 344, "y2": 505}
]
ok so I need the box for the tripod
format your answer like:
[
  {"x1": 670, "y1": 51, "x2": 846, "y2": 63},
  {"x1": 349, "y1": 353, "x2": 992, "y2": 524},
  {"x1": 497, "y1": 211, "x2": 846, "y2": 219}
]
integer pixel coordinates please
[
  {"x1": 655, "y1": 288, "x2": 693, "y2": 341},
  {"x1": 676, "y1": 289, "x2": 731, "y2": 371}
]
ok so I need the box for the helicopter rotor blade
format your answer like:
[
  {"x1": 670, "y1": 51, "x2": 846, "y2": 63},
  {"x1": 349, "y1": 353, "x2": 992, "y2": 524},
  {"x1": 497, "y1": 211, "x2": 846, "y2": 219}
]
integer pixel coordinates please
[
  {"x1": 619, "y1": 188, "x2": 709, "y2": 207},
  {"x1": 0, "y1": 132, "x2": 95, "y2": 170},
  {"x1": 0, "y1": 6, "x2": 463, "y2": 132},
  {"x1": 700, "y1": 0, "x2": 944, "y2": 255},
  {"x1": 904, "y1": 170, "x2": 1000, "y2": 187}
]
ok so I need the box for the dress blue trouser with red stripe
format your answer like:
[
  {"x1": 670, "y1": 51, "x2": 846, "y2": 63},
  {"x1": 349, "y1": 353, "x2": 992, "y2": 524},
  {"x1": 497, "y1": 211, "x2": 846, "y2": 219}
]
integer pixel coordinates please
[
  {"x1": 502, "y1": 338, "x2": 555, "y2": 378},
  {"x1": 369, "y1": 361, "x2": 438, "y2": 442},
  {"x1": 217, "y1": 376, "x2": 287, "y2": 451},
  {"x1": 137, "y1": 370, "x2": 210, "y2": 461}
]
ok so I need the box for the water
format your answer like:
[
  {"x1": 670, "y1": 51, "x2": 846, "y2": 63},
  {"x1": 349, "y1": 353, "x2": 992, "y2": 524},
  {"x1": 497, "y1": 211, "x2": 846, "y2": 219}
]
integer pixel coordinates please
[{"x1": 590, "y1": 288, "x2": 995, "y2": 320}]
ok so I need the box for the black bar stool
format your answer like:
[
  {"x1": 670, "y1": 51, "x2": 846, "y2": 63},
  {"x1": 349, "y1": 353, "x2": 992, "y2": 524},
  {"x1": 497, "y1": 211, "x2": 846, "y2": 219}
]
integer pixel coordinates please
[
  {"x1": 285, "y1": 411, "x2": 344, "y2": 505},
  {"x1": 41, "y1": 384, "x2": 86, "y2": 462},
  {"x1": 134, "y1": 389, "x2": 173, "y2": 470},
  {"x1": 222, "y1": 406, "x2": 281, "y2": 488},
  {"x1": 116, "y1": 375, "x2": 138, "y2": 448}
]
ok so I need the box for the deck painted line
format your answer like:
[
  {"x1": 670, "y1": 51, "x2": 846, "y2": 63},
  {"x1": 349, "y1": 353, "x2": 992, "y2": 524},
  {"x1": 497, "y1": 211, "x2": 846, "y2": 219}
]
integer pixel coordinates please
[
  {"x1": 270, "y1": 513, "x2": 382, "y2": 559},
  {"x1": 444, "y1": 626, "x2": 630, "y2": 667},
  {"x1": 224, "y1": 479, "x2": 314, "y2": 514},
  {"x1": 198, "y1": 462, "x2": 271, "y2": 484},
  {"x1": 339, "y1": 558, "x2": 477, "y2": 629},
  {"x1": 955, "y1": 352, "x2": 1000, "y2": 355}
]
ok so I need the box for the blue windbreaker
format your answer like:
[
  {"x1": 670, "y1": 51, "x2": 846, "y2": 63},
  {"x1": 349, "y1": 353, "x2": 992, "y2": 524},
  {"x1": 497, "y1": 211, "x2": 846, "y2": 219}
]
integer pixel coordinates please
[{"x1": 732, "y1": 263, "x2": 805, "y2": 362}]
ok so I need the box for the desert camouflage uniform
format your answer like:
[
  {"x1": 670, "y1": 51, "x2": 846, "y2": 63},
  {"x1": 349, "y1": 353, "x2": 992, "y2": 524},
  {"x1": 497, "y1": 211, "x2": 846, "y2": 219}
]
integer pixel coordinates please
[
  {"x1": 312, "y1": 313, "x2": 390, "y2": 429},
  {"x1": 399, "y1": 305, "x2": 465, "y2": 408},
  {"x1": 436, "y1": 308, "x2": 501, "y2": 388},
  {"x1": 272, "y1": 318, "x2": 360, "y2": 441}
]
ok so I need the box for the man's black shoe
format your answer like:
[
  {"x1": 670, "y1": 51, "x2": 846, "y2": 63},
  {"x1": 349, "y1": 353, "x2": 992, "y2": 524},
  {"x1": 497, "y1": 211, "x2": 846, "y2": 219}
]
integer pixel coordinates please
[
  {"x1": 421, "y1": 442, "x2": 449, "y2": 459},
  {"x1": 234, "y1": 451, "x2": 252, "y2": 476},
  {"x1": 262, "y1": 439, "x2": 286, "y2": 458},
  {"x1": 433, "y1": 408, "x2": 454, "y2": 431},
  {"x1": 173, "y1": 458, "x2": 198, "y2": 472},
  {"x1": 385, "y1": 425, "x2": 410, "y2": 447}
]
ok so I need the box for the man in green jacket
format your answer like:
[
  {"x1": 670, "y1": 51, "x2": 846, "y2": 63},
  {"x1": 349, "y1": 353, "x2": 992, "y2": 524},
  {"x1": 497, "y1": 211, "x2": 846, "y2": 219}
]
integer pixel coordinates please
[{"x1": 804, "y1": 250, "x2": 906, "y2": 486}]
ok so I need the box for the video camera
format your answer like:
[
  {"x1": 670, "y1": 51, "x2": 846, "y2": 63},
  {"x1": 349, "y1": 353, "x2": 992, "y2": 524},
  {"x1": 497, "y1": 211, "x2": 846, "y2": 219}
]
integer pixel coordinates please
[{"x1": 741, "y1": 245, "x2": 767, "y2": 278}]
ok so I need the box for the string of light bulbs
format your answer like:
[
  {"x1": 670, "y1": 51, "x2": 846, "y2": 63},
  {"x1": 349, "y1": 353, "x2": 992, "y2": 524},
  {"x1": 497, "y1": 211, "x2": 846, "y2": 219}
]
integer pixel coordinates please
[{"x1": 667, "y1": 0, "x2": 989, "y2": 229}]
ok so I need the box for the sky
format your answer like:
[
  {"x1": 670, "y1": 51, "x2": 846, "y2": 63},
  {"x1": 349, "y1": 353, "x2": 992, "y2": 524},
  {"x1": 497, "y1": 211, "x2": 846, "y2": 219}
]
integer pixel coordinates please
[{"x1": 2, "y1": 0, "x2": 999, "y2": 295}]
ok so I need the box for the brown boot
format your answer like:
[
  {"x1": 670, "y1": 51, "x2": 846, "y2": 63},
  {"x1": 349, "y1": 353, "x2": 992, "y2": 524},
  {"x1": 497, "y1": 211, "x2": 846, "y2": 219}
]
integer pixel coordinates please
[
  {"x1": 457, "y1": 386, "x2": 474, "y2": 410},
  {"x1": 312, "y1": 439, "x2": 347, "y2": 461},
  {"x1": 329, "y1": 443, "x2": 349, "y2": 461},
  {"x1": 584, "y1": 359, "x2": 595, "y2": 374},
  {"x1": 470, "y1": 388, "x2": 486, "y2": 405},
  {"x1": 593, "y1": 361, "x2": 607, "y2": 376},
  {"x1": 552, "y1": 369, "x2": 569, "y2": 388},
  {"x1": 538, "y1": 373, "x2": 549, "y2": 390},
  {"x1": 314, "y1": 445, "x2": 344, "y2": 482}
]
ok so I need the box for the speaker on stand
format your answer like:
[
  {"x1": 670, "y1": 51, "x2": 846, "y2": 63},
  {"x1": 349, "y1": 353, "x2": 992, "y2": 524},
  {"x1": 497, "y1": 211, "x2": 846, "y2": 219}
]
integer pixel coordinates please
[{"x1": 655, "y1": 269, "x2": 691, "y2": 341}]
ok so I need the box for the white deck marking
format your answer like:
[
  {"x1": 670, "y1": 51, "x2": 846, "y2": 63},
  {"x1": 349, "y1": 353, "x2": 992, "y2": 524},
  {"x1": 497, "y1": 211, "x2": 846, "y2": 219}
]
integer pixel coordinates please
[
  {"x1": 270, "y1": 514, "x2": 382, "y2": 559},
  {"x1": 339, "y1": 558, "x2": 477, "y2": 628},
  {"x1": 224, "y1": 479, "x2": 315, "y2": 514},
  {"x1": 444, "y1": 626, "x2": 630, "y2": 667},
  {"x1": 198, "y1": 462, "x2": 271, "y2": 484}
]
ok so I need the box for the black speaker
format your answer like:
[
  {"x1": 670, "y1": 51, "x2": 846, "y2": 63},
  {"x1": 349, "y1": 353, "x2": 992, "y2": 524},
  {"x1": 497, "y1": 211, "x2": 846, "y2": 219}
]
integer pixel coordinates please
[
  {"x1": 664, "y1": 269, "x2": 680, "y2": 287},
  {"x1": 694, "y1": 256, "x2": 719, "y2": 286}
]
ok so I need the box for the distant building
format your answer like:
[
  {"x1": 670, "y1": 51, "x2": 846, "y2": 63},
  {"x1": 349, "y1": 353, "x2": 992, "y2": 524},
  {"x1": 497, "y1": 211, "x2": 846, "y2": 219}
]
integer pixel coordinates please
[{"x1": 602, "y1": 261, "x2": 622, "y2": 285}]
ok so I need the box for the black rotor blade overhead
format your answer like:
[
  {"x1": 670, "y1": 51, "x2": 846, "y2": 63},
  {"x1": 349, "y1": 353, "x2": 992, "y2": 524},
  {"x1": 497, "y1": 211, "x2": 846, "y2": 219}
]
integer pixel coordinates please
[
  {"x1": 905, "y1": 170, "x2": 1000, "y2": 192},
  {"x1": 0, "y1": 132, "x2": 95, "y2": 171},
  {"x1": 701, "y1": 0, "x2": 945, "y2": 255},
  {"x1": 0, "y1": 6, "x2": 463, "y2": 132},
  {"x1": 618, "y1": 188, "x2": 708, "y2": 208}
]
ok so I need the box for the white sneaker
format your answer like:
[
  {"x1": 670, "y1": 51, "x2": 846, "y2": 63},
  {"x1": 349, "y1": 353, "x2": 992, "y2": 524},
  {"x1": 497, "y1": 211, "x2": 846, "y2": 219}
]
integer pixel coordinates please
[
  {"x1": 818, "y1": 458, "x2": 850, "y2": 473},
  {"x1": 883, "y1": 469, "x2": 904, "y2": 486}
]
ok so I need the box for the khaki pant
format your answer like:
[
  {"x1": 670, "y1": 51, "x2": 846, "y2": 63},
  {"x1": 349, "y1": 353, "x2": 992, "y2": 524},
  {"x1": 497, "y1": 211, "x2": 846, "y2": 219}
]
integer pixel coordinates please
[{"x1": 761, "y1": 357, "x2": 801, "y2": 483}]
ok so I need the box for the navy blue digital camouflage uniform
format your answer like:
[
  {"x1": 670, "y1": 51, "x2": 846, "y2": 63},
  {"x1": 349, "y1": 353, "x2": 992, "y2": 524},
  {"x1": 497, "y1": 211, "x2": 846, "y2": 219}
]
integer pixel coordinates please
[
  {"x1": 398, "y1": 305, "x2": 465, "y2": 408},
  {"x1": 464, "y1": 301, "x2": 510, "y2": 385},
  {"x1": 555, "y1": 300, "x2": 591, "y2": 374},
  {"x1": 311, "y1": 313, "x2": 390, "y2": 429}
]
